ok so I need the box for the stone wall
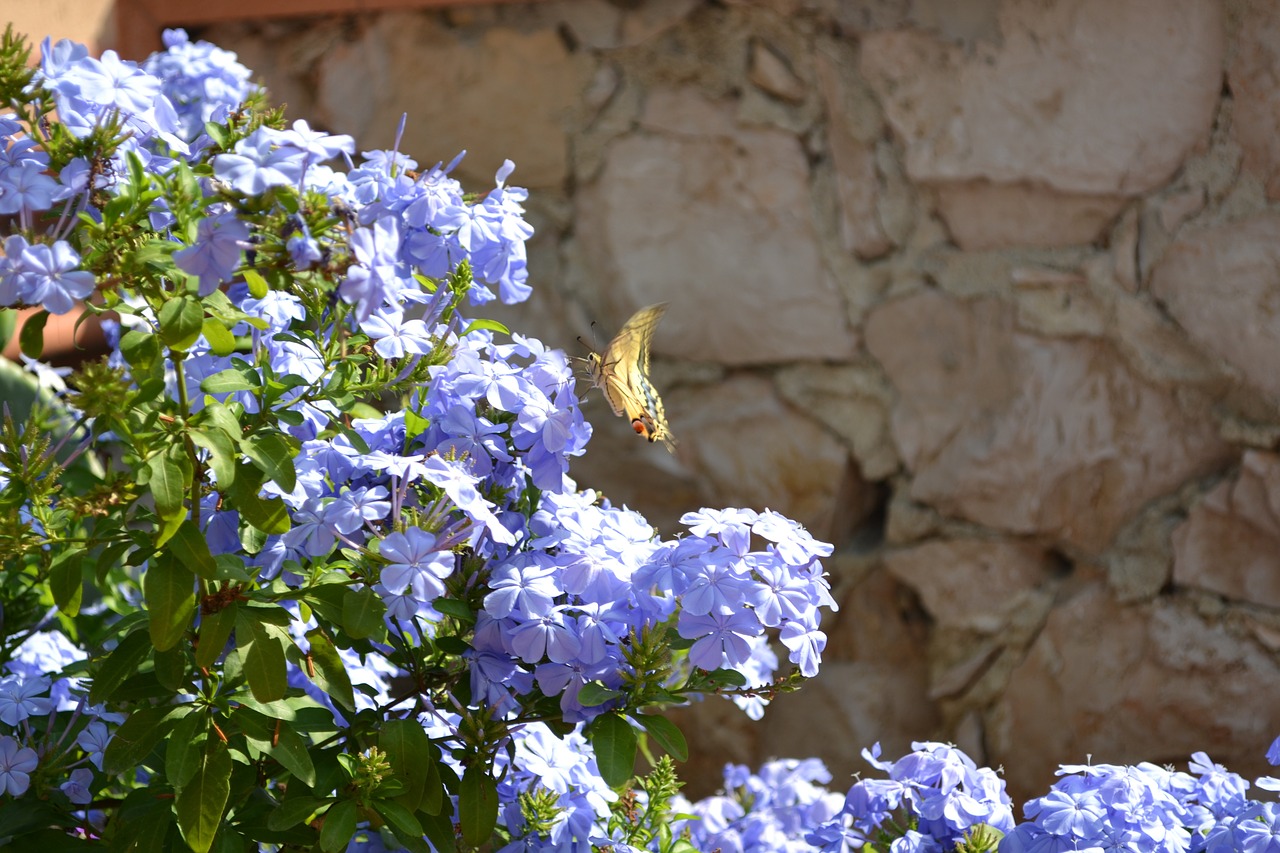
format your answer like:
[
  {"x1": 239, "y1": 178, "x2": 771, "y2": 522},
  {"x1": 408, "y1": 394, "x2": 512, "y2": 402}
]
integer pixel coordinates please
[{"x1": 206, "y1": 0, "x2": 1280, "y2": 802}]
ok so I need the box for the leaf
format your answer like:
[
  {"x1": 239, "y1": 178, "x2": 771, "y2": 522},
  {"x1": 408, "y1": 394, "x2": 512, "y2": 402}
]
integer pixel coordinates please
[
  {"x1": 268, "y1": 722, "x2": 316, "y2": 787},
  {"x1": 201, "y1": 317, "x2": 236, "y2": 356},
  {"x1": 420, "y1": 810, "x2": 457, "y2": 853},
  {"x1": 459, "y1": 763, "x2": 499, "y2": 847},
  {"x1": 201, "y1": 366, "x2": 259, "y2": 394},
  {"x1": 379, "y1": 718, "x2": 432, "y2": 814},
  {"x1": 372, "y1": 800, "x2": 429, "y2": 852},
  {"x1": 141, "y1": 443, "x2": 189, "y2": 529},
  {"x1": 49, "y1": 548, "x2": 83, "y2": 616},
  {"x1": 431, "y1": 597, "x2": 474, "y2": 623},
  {"x1": 18, "y1": 309, "x2": 47, "y2": 359},
  {"x1": 102, "y1": 704, "x2": 180, "y2": 775},
  {"x1": 576, "y1": 681, "x2": 622, "y2": 707},
  {"x1": 158, "y1": 295, "x2": 205, "y2": 351},
  {"x1": 304, "y1": 629, "x2": 356, "y2": 712},
  {"x1": 175, "y1": 737, "x2": 232, "y2": 853},
  {"x1": 241, "y1": 430, "x2": 297, "y2": 493},
  {"x1": 637, "y1": 713, "x2": 688, "y2": 762},
  {"x1": 167, "y1": 518, "x2": 218, "y2": 579},
  {"x1": 235, "y1": 608, "x2": 288, "y2": 702},
  {"x1": 166, "y1": 709, "x2": 209, "y2": 789},
  {"x1": 196, "y1": 605, "x2": 238, "y2": 669},
  {"x1": 266, "y1": 795, "x2": 328, "y2": 831},
  {"x1": 342, "y1": 586, "x2": 386, "y2": 640},
  {"x1": 145, "y1": 553, "x2": 196, "y2": 652},
  {"x1": 227, "y1": 463, "x2": 290, "y2": 535},
  {"x1": 243, "y1": 268, "x2": 269, "y2": 299},
  {"x1": 461, "y1": 318, "x2": 509, "y2": 337},
  {"x1": 189, "y1": 425, "x2": 237, "y2": 488},
  {"x1": 153, "y1": 645, "x2": 187, "y2": 692},
  {"x1": 90, "y1": 628, "x2": 154, "y2": 704},
  {"x1": 588, "y1": 713, "x2": 637, "y2": 789},
  {"x1": 318, "y1": 800, "x2": 358, "y2": 853}
]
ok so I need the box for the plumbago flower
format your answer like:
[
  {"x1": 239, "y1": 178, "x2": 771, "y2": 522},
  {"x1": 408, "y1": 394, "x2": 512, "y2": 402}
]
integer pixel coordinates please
[{"x1": 0, "y1": 27, "x2": 837, "y2": 852}]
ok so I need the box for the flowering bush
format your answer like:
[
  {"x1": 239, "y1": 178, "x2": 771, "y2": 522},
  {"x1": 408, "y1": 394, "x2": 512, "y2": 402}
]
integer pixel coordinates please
[{"x1": 0, "y1": 26, "x2": 839, "y2": 852}]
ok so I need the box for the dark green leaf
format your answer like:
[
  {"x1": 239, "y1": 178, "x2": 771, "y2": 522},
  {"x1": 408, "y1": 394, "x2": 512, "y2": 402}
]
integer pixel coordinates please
[
  {"x1": 431, "y1": 597, "x2": 474, "y2": 623},
  {"x1": 176, "y1": 737, "x2": 232, "y2": 853},
  {"x1": 90, "y1": 628, "x2": 154, "y2": 704},
  {"x1": 318, "y1": 800, "x2": 358, "y2": 853},
  {"x1": 459, "y1": 764, "x2": 498, "y2": 847},
  {"x1": 588, "y1": 713, "x2": 637, "y2": 789},
  {"x1": 167, "y1": 519, "x2": 218, "y2": 579},
  {"x1": 701, "y1": 668, "x2": 748, "y2": 688},
  {"x1": 373, "y1": 800, "x2": 429, "y2": 852},
  {"x1": 576, "y1": 682, "x2": 622, "y2": 707},
  {"x1": 235, "y1": 608, "x2": 288, "y2": 702},
  {"x1": 18, "y1": 310, "x2": 47, "y2": 359},
  {"x1": 141, "y1": 443, "x2": 189, "y2": 527},
  {"x1": 196, "y1": 604, "x2": 237, "y2": 669},
  {"x1": 102, "y1": 704, "x2": 180, "y2": 775},
  {"x1": 49, "y1": 548, "x2": 83, "y2": 616},
  {"x1": 268, "y1": 722, "x2": 316, "y2": 787},
  {"x1": 241, "y1": 430, "x2": 297, "y2": 493},
  {"x1": 342, "y1": 586, "x2": 386, "y2": 640},
  {"x1": 167, "y1": 709, "x2": 209, "y2": 789},
  {"x1": 153, "y1": 645, "x2": 187, "y2": 692},
  {"x1": 637, "y1": 713, "x2": 688, "y2": 762},
  {"x1": 379, "y1": 718, "x2": 432, "y2": 814},
  {"x1": 266, "y1": 795, "x2": 328, "y2": 831},
  {"x1": 145, "y1": 553, "x2": 196, "y2": 652},
  {"x1": 420, "y1": 809, "x2": 456, "y2": 853},
  {"x1": 304, "y1": 629, "x2": 356, "y2": 712},
  {"x1": 158, "y1": 295, "x2": 205, "y2": 351}
]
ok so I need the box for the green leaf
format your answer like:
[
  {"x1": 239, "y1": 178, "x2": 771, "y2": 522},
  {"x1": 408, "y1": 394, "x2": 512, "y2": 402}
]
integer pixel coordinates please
[
  {"x1": 201, "y1": 366, "x2": 259, "y2": 394},
  {"x1": 236, "y1": 608, "x2": 288, "y2": 702},
  {"x1": 49, "y1": 548, "x2": 83, "y2": 616},
  {"x1": 461, "y1": 318, "x2": 509, "y2": 337},
  {"x1": 140, "y1": 443, "x2": 189, "y2": 528},
  {"x1": 158, "y1": 295, "x2": 205, "y2": 351},
  {"x1": 145, "y1": 553, "x2": 196, "y2": 652},
  {"x1": 588, "y1": 713, "x2": 637, "y2": 789},
  {"x1": 227, "y1": 463, "x2": 290, "y2": 535},
  {"x1": 373, "y1": 800, "x2": 429, "y2": 852},
  {"x1": 701, "y1": 667, "x2": 748, "y2": 688},
  {"x1": 176, "y1": 737, "x2": 232, "y2": 853},
  {"x1": 576, "y1": 681, "x2": 622, "y2": 707},
  {"x1": 243, "y1": 268, "x2": 269, "y2": 299},
  {"x1": 266, "y1": 795, "x2": 328, "y2": 831},
  {"x1": 189, "y1": 426, "x2": 237, "y2": 487},
  {"x1": 304, "y1": 629, "x2": 356, "y2": 712},
  {"x1": 90, "y1": 627, "x2": 154, "y2": 704},
  {"x1": 241, "y1": 430, "x2": 297, "y2": 493},
  {"x1": 318, "y1": 800, "x2": 358, "y2": 853},
  {"x1": 342, "y1": 586, "x2": 386, "y2": 640},
  {"x1": 201, "y1": 317, "x2": 236, "y2": 356},
  {"x1": 459, "y1": 764, "x2": 498, "y2": 847},
  {"x1": 166, "y1": 709, "x2": 209, "y2": 789},
  {"x1": 18, "y1": 309, "x2": 47, "y2": 359},
  {"x1": 153, "y1": 645, "x2": 187, "y2": 692},
  {"x1": 379, "y1": 719, "x2": 432, "y2": 814},
  {"x1": 268, "y1": 722, "x2": 316, "y2": 787},
  {"x1": 167, "y1": 519, "x2": 218, "y2": 579},
  {"x1": 420, "y1": 810, "x2": 457, "y2": 853},
  {"x1": 196, "y1": 604, "x2": 238, "y2": 669},
  {"x1": 431, "y1": 597, "x2": 474, "y2": 623},
  {"x1": 637, "y1": 713, "x2": 688, "y2": 762},
  {"x1": 102, "y1": 704, "x2": 180, "y2": 775}
]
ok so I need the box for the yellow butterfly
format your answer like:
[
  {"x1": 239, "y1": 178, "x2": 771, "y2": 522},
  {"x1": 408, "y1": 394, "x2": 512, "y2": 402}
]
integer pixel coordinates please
[{"x1": 584, "y1": 303, "x2": 676, "y2": 450}]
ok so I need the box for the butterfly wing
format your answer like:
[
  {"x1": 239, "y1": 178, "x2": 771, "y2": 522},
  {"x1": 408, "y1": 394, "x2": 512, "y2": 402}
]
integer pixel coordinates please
[{"x1": 587, "y1": 303, "x2": 676, "y2": 449}]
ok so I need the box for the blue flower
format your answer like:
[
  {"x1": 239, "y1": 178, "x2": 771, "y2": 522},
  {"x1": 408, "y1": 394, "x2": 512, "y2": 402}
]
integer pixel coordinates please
[
  {"x1": 173, "y1": 209, "x2": 248, "y2": 295},
  {"x1": 0, "y1": 736, "x2": 38, "y2": 796}
]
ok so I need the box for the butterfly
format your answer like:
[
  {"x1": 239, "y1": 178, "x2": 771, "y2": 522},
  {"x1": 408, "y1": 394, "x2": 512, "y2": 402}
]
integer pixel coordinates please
[{"x1": 583, "y1": 303, "x2": 676, "y2": 450}]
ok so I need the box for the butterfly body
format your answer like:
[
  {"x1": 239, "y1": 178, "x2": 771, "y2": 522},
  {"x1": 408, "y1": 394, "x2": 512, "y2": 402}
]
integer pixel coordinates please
[{"x1": 585, "y1": 303, "x2": 675, "y2": 449}]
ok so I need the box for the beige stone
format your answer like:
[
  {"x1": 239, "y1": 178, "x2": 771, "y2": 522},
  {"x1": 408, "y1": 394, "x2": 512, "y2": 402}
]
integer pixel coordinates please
[
  {"x1": 1149, "y1": 213, "x2": 1280, "y2": 404},
  {"x1": 619, "y1": 0, "x2": 701, "y2": 46},
  {"x1": 885, "y1": 539, "x2": 1059, "y2": 633},
  {"x1": 1011, "y1": 266, "x2": 1106, "y2": 338},
  {"x1": 860, "y1": 0, "x2": 1223, "y2": 246},
  {"x1": 934, "y1": 183, "x2": 1127, "y2": 250},
  {"x1": 865, "y1": 291, "x2": 1232, "y2": 553},
  {"x1": 815, "y1": 52, "x2": 894, "y2": 259},
  {"x1": 313, "y1": 16, "x2": 591, "y2": 189},
  {"x1": 991, "y1": 584, "x2": 1280, "y2": 804},
  {"x1": 1230, "y1": 3, "x2": 1280, "y2": 200},
  {"x1": 1172, "y1": 451, "x2": 1280, "y2": 609},
  {"x1": 748, "y1": 39, "x2": 806, "y2": 103},
  {"x1": 575, "y1": 90, "x2": 857, "y2": 364},
  {"x1": 665, "y1": 376, "x2": 864, "y2": 541},
  {"x1": 775, "y1": 362, "x2": 900, "y2": 480}
]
